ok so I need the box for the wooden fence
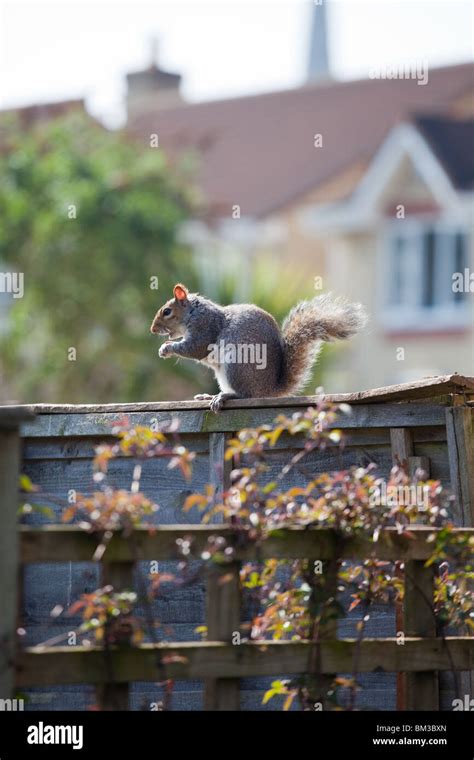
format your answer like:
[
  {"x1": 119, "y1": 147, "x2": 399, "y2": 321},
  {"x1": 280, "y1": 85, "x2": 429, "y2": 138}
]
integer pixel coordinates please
[
  {"x1": 12, "y1": 522, "x2": 474, "y2": 712},
  {"x1": 1, "y1": 373, "x2": 474, "y2": 710}
]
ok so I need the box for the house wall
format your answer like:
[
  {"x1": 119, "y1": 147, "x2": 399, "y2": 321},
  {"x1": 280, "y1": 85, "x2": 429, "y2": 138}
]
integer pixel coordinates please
[
  {"x1": 322, "y1": 230, "x2": 474, "y2": 391},
  {"x1": 267, "y1": 161, "x2": 367, "y2": 282}
]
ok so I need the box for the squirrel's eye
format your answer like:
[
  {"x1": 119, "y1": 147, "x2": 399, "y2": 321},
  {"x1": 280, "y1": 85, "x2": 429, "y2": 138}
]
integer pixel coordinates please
[{"x1": 162, "y1": 308, "x2": 172, "y2": 317}]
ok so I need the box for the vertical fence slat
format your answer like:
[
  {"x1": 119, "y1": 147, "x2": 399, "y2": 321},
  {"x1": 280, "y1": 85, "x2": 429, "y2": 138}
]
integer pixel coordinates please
[
  {"x1": 404, "y1": 560, "x2": 438, "y2": 710},
  {"x1": 205, "y1": 431, "x2": 240, "y2": 710},
  {"x1": 390, "y1": 428, "x2": 430, "y2": 710},
  {"x1": 204, "y1": 562, "x2": 241, "y2": 710},
  {"x1": 445, "y1": 405, "x2": 474, "y2": 700},
  {"x1": 446, "y1": 407, "x2": 474, "y2": 527},
  {"x1": 390, "y1": 427, "x2": 432, "y2": 711},
  {"x1": 0, "y1": 424, "x2": 22, "y2": 698},
  {"x1": 390, "y1": 427, "x2": 413, "y2": 711},
  {"x1": 97, "y1": 561, "x2": 135, "y2": 710},
  {"x1": 316, "y1": 558, "x2": 338, "y2": 710}
]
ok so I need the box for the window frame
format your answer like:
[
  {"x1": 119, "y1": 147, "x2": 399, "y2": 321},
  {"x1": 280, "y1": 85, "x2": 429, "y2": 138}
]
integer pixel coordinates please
[{"x1": 379, "y1": 216, "x2": 470, "y2": 332}]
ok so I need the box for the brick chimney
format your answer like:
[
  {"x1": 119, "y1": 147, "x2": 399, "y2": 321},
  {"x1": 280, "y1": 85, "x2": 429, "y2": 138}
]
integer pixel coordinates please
[
  {"x1": 307, "y1": 1, "x2": 331, "y2": 83},
  {"x1": 126, "y1": 41, "x2": 182, "y2": 122}
]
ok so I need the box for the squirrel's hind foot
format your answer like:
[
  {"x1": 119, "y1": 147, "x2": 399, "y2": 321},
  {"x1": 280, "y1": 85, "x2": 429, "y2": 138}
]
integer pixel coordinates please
[{"x1": 194, "y1": 393, "x2": 213, "y2": 400}]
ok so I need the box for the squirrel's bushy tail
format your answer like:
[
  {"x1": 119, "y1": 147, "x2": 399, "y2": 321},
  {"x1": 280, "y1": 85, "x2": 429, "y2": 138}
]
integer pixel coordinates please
[{"x1": 279, "y1": 293, "x2": 367, "y2": 394}]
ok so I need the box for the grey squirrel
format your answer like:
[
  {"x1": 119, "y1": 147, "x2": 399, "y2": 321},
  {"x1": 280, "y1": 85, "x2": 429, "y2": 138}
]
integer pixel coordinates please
[{"x1": 150, "y1": 284, "x2": 367, "y2": 413}]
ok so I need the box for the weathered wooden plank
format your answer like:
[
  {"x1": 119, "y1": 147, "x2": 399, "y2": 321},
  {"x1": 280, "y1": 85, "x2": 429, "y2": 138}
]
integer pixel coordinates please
[
  {"x1": 204, "y1": 563, "x2": 241, "y2": 710},
  {"x1": 313, "y1": 559, "x2": 338, "y2": 710},
  {"x1": 404, "y1": 561, "x2": 438, "y2": 710},
  {"x1": 22, "y1": 434, "x2": 211, "y2": 461},
  {"x1": 20, "y1": 427, "x2": 448, "y2": 461},
  {"x1": 20, "y1": 453, "x2": 211, "y2": 525},
  {"x1": 205, "y1": 431, "x2": 241, "y2": 709},
  {"x1": 97, "y1": 560, "x2": 135, "y2": 710},
  {"x1": 245, "y1": 445, "x2": 395, "y2": 490},
  {"x1": 446, "y1": 407, "x2": 474, "y2": 526},
  {"x1": 390, "y1": 427, "x2": 414, "y2": 464},
  {"x1": 390, "y1": 428, "x2": 434, "y2": 711},
  {"x1": 19, "y1": 403, "x2": 448, "y2": 438},
  {"x1": 209, "y1": 432, "x2": 231, "y2": 503},
  {"x1": 7, "y1": 373, "x2": 474, "y2": 418},
  {"x1": 445, "y1": 406, "x2": 474, "y2": 699},
  {"x1": 19, "y1": 525, "x2": 474, "y2": 564},
  {"x1": 0, "y1": 428, "x2": 22, "y2": 698},
  {"x1": 15, "y1": 637, "x2": 474, "y2": 687},
  {"x1": 409, "y1": 443, "x2": 450, "y2": 483},
  {"x1": 390, "y1": 427, "x2": 431, "y2": 478}
]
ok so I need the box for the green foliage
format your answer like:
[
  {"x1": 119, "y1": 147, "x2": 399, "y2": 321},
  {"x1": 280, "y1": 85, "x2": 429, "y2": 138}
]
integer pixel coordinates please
[{"x1": 0, "y1": 111, "x2": 202, "y2": 402}]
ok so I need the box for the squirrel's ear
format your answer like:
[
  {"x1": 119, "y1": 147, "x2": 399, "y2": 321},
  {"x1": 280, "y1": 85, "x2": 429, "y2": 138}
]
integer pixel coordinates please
[{"x1": 173, "y1": 283, "x2": 189, "y2": 302}]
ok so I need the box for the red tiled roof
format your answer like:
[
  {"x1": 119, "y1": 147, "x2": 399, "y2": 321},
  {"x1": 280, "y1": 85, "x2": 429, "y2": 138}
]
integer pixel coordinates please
[
  {"x1": 129, "y1": 63, "x2": 474, "y2": 218},
  {"x1": 0, "y1": 98, "x2": 86, "y2": 128}
]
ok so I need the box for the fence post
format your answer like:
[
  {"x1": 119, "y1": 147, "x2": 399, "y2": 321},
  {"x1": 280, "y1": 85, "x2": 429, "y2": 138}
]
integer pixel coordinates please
[
  {"x1": 446, "y1": 407, "x2": 474, "y2": 527},
  {"x1": 0, "y1": 408, "x2": 33, "y2": 699},
  {"x1": 445, "y1": 405, "x2": 474, "y2": 701},
  {"x1": 204, "y1": 562, "x2": 241, "y2": 710},
  {"x1": 313, "y1": 558, "x2": 338, "y2": 710},
  {"x1": 404, "y1": 560, "x2": 438, "y2": 710},
  {"x1": 97, "y1": 561, "x2": 135, "y2": 710},
  {"x1": 390, "y1": 427, "x2": 430, "y2": 710},
  {"x1": 204, "y1": 431, "x2": 241, "y2": 710}
]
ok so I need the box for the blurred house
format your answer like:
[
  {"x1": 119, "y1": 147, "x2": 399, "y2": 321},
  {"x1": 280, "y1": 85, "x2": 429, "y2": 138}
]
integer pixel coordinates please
[{"x1": 0, "y1": 98, "x2": 86, "y2": 130}]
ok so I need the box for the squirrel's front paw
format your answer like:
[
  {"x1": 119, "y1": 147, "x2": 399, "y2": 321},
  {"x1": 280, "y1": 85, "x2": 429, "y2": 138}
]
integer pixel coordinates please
[
  {"x1": 209, "y1": 393, "x2": 225, "y2": 413},
  {"x1": 159, "y1": 342, "x2": 174, "y2": 359}
]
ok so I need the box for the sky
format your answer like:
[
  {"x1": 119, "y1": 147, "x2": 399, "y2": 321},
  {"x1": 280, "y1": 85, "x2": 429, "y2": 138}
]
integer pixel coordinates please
[{"x1": 0, "y1": 0, "x2": 472, "y2": 126}]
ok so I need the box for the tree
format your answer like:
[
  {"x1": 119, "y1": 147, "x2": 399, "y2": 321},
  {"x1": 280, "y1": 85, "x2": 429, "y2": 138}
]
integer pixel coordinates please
[{"x1": 0, "y1": 111, "x2": 201, "y2": 402}]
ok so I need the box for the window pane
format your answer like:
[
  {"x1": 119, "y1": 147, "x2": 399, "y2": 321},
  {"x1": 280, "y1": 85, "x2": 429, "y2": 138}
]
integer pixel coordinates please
[
  {"x1": 390, "y1": 236, "x2": 405, "y2": 305},
  {"x1": 453, "y1": 233, "x2": 467, "y2": 303},
  {"x1": 422, "y1": 230, "x2": 435, "y2": 307}
]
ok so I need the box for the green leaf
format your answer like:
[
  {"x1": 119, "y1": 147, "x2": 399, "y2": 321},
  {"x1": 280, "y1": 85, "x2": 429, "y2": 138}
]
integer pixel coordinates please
[{"x1": 19, "y1": 474, "x2": 37, "y2": 492}]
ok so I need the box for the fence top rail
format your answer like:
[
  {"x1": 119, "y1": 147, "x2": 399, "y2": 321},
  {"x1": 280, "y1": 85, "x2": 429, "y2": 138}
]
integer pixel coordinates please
[
  {"x1": 19, "y1": 524, "x2": 474, "y2": 564},
  {"x1": 2, "y1": 373, "x2": 474, "y2": 416}
]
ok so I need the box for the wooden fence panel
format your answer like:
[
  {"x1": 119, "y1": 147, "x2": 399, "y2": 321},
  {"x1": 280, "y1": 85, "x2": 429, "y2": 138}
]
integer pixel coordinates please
[{"x1": 3, "y1": 375, "x2": 473, "y2": 710}]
